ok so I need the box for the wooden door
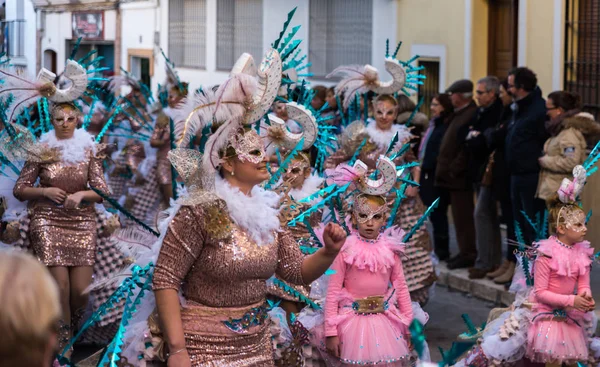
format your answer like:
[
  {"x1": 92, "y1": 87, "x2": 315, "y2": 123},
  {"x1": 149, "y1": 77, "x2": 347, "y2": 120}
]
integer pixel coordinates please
[{"x1": 488, "y1": 0, "x2": 519, "y2": 80}]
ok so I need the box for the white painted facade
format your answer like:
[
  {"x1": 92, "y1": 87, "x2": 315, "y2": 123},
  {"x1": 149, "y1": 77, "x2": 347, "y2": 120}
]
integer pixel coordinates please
[
  {"x1": 4, "y1": 0, "x2": 36, "y2": 77},
  {"x1": 13, "y1": 0, "x2": 398, "y2": 94},
  {"x1": 124, "y1": 0, "x2": 397, "y2": 94},
  {"x1": 40, "y1": 9, "x2": 117, "y2": 75}
]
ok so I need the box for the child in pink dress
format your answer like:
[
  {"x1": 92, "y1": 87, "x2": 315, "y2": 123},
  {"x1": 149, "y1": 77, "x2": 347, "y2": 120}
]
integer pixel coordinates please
[
  {"x1": 323, "y1": 194, "x2": 414, "y2": 366},
  {"x1": 526, "y1": 187, "x2": 595, "y2": 366}
]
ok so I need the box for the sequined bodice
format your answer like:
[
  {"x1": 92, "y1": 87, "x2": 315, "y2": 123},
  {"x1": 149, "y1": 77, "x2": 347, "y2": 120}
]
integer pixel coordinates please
[
  {"x1": 153, "y1": 204, "x2": 305, "y2": 308},
  {"x1": 185, "y1": 226, "x2": 280, "y2": 307},
  {"x1": 38, "y1": 159, "x2": 91, "y2": 194}
]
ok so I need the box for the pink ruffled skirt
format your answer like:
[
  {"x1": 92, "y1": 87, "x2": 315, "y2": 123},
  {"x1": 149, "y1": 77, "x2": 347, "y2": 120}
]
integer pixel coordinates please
[
  {"x1": 526, "y1": 316, "x2": 588, "y2": 364},
  {"x1": 313, "y1": 291, "x2": 412, "y2": 366}
]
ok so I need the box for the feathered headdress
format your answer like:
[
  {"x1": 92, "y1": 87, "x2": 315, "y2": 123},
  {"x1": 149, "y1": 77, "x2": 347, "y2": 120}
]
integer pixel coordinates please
[
  {"x1": 0, "y1": 59, "x2": 89, "y2": 122},
  {"x1": 327, "y1": 40, "x2": 425, "y2": 108}
]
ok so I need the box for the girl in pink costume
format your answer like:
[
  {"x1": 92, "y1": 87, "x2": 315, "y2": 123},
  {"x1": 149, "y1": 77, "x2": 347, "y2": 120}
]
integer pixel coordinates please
[
  {"x1": 323, "y1": 192, "x2": 415, "y2": 366},
  {"x1": 526, "y1": 166, "x2": 595, "y2": 366}
]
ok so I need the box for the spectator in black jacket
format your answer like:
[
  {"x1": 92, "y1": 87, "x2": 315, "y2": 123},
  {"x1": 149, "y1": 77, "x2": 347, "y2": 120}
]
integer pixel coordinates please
[
  {"x1": 485, "y1": 79, "x2": 518, "y2": 284},
  {"x1": 505, "y1": 67, "x2": 548, "y2": 253},
  {"x1": 418, "y1": 94, "x2": 453, "y2": 260},
  {"x1": 462, "y1": 76, "x2": 505, "y2": 279}
]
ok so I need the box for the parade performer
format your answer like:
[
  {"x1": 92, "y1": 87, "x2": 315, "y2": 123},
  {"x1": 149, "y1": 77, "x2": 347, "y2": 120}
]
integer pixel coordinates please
[
  {"x1": 526, "y1": 165, "x2": 594, "y2": 365},
  {"x1": 110, "y1": 39, "x2": 347, "y2": 365},
  {"x1": 11, "y1": 100, "x2": 111, "y2": 356},
  {"x1": 150, "y1": 64, "x2": 189, "y2": 208},
  {"x1": 456, "y1": 165, "x2": 597, "y2": 367},
  {"x1": 325, "y1": 91, "x2": 435, "y2": 304},
  {"x1": 310, "y1": 156, "x2": 427, "y2": 366}
]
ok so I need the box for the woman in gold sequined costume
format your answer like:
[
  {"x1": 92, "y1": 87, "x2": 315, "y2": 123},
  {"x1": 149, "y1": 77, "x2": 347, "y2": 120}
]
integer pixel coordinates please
[
  {"x1": 150, "y1": 80, "x2": 189, "y2": 208},
  {"x1": 324, "y1": 95, "x2": 436, "y2": 305},
  {"x1": 13, "y1": 102, "x2": 111, "y2": 355},
  {"x1": 151, "y1": 125, "x2": 345, "y2": 367}
]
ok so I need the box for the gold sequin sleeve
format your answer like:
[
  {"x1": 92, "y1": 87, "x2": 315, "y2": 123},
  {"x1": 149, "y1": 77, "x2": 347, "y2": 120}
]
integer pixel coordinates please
[
  {"x1": 88, "y1": 151, "x2": 111, "y2": 197},
  {"x1": 275, "y1": 230, "x2": 305, "y2": 286},
  {"x1": 13, "y1": 160, "x2": 40, "y2": 201},
  {"x1": 153, "y1": 205, "x2": 205, "y2": 291}
]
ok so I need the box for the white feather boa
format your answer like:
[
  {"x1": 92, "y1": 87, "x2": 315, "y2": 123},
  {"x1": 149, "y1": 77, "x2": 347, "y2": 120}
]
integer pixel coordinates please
[
  {"x1": 365, "y1": 119, "x2": 413, "y2": 151},
  {"x1": 39, "y1": 128, "x2": 96, "y2": 164},
  {"x1": 215, "y1": 175, "x2": 281, "y2": 246},
  {"x1": 288, "y1": 174, "x2": 324, "y2": 203}
]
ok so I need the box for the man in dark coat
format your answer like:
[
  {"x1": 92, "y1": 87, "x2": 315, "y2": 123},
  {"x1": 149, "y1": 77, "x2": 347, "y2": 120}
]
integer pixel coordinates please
[
  {"x1": 461, "y1": 76, "x2": 505, "y2": 279},
  {"x1": 505, "y1": 68, "x2": 548, "y2": 248},
  {"x1": 435, "y1": 79, "x2": 478, "y2": 269}
]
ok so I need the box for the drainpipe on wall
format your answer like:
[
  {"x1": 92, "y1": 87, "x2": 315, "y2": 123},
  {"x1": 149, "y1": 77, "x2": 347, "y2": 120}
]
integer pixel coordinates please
[
  {"x1": 35, "y1": 9, "x2": 43, "y2": 73},
  {"x1": 115, "y1": 2, "x2": 121, "y2": 75}
]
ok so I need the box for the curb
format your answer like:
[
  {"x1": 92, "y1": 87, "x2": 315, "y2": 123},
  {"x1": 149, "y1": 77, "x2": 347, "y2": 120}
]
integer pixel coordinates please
[{"x1": 436, "y1": 262, "x2": 516, "y2": 306}]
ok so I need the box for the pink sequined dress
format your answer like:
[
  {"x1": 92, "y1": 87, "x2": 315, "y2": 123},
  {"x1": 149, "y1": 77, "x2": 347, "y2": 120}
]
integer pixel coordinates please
[
  {"x1": 315, "y1": 229, "x2": 414, "y2": 366},
  {"x1": 526, "y1": 237, "x2": 594, "y2": 365},
  {"x1": 152, "y1": 178, "x2": 306, "y2": 366},
  {"x1": 13, "y1": 129, "x2": 110, "y2": 267}
]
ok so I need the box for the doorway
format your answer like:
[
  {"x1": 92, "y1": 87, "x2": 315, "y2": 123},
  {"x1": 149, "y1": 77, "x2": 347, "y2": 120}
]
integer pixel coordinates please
[
  {"x1": 487, "y1": 0, "x2": 519, "y2": 80},
  {"x1": 43, "y1": 49, "x2": 57, "y2": 74}
]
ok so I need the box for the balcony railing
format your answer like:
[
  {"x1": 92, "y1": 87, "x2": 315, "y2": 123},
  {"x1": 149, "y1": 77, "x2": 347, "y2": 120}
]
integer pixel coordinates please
[{"x1": 1, "y1": 20, "x2": 26, "y2": 58}]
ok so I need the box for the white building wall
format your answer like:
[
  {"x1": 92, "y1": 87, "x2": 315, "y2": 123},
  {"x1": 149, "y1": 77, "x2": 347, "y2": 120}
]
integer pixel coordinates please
[
  {"x1": 120, "y1": 0, "x2": 159, "y2": 89},
  {"x1": 5, "y1": 0, "x2": 37, "y2": 77},
  {"x1": 153, "y1": 0, "x2": 397, "y2": 94},
  {"x1": 41, "y1": 11, "x2": 70, "y2": 74}
]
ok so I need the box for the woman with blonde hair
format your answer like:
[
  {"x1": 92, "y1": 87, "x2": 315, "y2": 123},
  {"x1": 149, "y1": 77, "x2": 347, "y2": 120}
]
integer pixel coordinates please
[{"x1": 0, "y1": 250, "x2": 61, "y2": 366}]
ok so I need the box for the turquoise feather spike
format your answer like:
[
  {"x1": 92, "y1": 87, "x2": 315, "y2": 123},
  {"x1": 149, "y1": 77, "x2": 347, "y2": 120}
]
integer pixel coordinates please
[
  {"x1": 278, "y1": 25, "x2": 301, "y2": 55},
  {"x1": 403, "y1": 198, "x2": 439, "y2": 242},
  {"x1": 586, "y1": 210, "x2": 593, "y2": 224},
  {"x1": 69, "y1": 37, "x2": 82, "y2": 60},
  {"x1": 392, "y1": 41, "x2": 403, "y2": 59},
  {"x1": 385, "y1": 132, "x2": 399, "y2": 155},
  {"x1": 584, "y1": 140, "x2": 600, "y2": 168},
  {"x1": 264, "y1": 138, "x2": 305, "y2": 189},
  {"x1": 387, "y1": 184, "x2": 408, "y2": 228},
  {"x1": 272, "y1": 7, "x2": 297, "y2": 49},
  {"x1": 289, "y1": 183, "x2": 351, "y2": 227},
  {"x1": 405, "y1": 97, "x2": 425, "y2": 126},
  {"x1": 298, "y1": 184, "x2": 337, "y2": 204},
  {"x1": 349, "y1": 138, "x2": 368, "y2": 166}
]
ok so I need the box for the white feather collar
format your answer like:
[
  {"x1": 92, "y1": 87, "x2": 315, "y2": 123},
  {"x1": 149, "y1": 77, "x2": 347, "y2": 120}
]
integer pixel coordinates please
[
  {"x1": 289, "y1": 174, "x2": 324, "y2": 203},
  {"x1": 215, "y1": 175, "x2": 281, "y2": 246},
  {"x1": 365, "y1": 119, "x2": 413, "y2": 151},
  {"x1": 39, "y1": 128, "x2": 96, "y2": 164}
]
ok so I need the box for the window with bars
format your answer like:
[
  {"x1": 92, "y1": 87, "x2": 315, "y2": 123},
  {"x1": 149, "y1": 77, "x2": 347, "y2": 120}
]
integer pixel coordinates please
[
  {"x1": 216, "y1": 0, "x2": 263, "y2": 71},
  {"x1": 564, "y1": 0, "x2": 600, "y2": 118},
  {"x1": 168, "y1": 0, "x2": 206, "y2": 69},
  {"x1": 309, "y1": 0, "x2": 373, "y2": 79}
]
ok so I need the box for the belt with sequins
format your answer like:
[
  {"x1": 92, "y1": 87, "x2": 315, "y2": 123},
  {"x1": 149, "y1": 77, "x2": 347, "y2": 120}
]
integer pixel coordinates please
[
  {"x1": 222, "y1": 302, "x2": 271, "y2": 334},
  {"x1": 351, "y1": 290, "x2": 395, "y2": 314},
  {"x1": 532, "y1": 308, "x2": 580, "y2": 326}
]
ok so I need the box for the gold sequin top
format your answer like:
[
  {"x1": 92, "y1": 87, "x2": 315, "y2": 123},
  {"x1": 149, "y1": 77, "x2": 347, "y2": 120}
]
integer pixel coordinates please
[
  {"x1": 13, "y1": 149, "x2": 110, "y2": 203},
  {"x1": 153, "y1": 203, "x2": 306, "y2": 307}
]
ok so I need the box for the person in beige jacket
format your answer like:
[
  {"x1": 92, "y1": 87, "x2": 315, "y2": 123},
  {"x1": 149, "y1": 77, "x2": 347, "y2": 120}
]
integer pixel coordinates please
[{"x1": 537, "y1": 91, "x2": 600, "y2": 201}]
